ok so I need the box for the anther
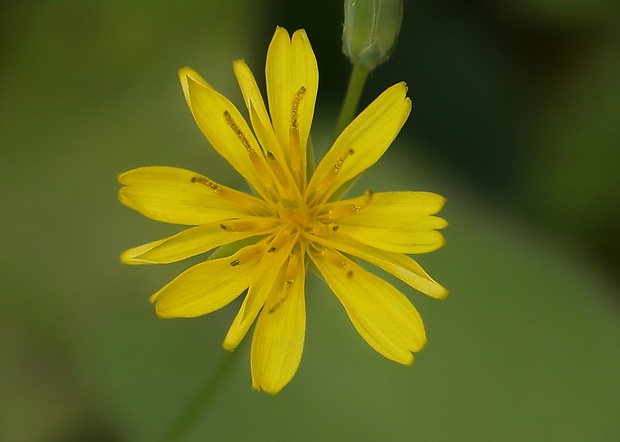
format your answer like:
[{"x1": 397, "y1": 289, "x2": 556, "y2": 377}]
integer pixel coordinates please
[
  {"x1": 265, "y1": 150, "x2": 293, "y2": 192},
  {"x1": 291, "y1": 86, "x2": 306, "y2": 129},
  {"x1": 230, "y1": 259, "x2": 241, "y2": 267},
  {"x1": 220, "y1": 224, "x2": 236, "y2": 232},
  {"x1": 224, "y1": 110, "x2": 254, "y2": 154},
  {"x1": 191, "y1": 176, "x2": 220, "y2": 193},
  {"x1": 335, "y1": 149, "x2": 355, "y2": 172},
  {"x1": 319, "y1": 189, "x2": 374, "y2": 221},
  {"x1": 269, "y1": 280, "x2": 294, "y2": 313}
]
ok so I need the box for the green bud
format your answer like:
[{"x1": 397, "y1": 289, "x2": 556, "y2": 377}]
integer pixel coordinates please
[{"x1": 342, "y1": 0, "x2": 403, "y2": 70}]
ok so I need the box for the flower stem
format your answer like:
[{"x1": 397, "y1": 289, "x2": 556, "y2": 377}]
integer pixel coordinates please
[
  {"x1": 334, "y1": 63, "x2": 370, "y2": 138},
  {"x1": 160, "y1": 347, "x2": 243, "y2": 442}
]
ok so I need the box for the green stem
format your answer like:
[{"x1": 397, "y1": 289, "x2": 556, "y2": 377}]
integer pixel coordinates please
[
  {"x1": 160, "y1": 347, "x2": 243, "y2": 442},
  {"x1": 334, "y1": 63, "x2": 370, "y2": 138}
]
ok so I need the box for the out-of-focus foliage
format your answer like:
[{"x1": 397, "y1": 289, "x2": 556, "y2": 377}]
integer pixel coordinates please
[{"x1": 1, "y1": 1, "x2": 619, "y2": 441}]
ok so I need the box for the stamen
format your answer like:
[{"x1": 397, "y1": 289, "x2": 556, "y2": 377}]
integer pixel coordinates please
[
  {"x1": 334, "y1": 149, "x2": 355, "y2": 173},
  {"x1": 219, "y1": 218, "x2": 280, "y2": 233},
  {"x1": 229, "y1": 244, "x2": 266, "y2": 267},
  {"x1": 321, "y1": 247, "x2": 356, "y2": 281},
  {"x1": 191, "y1": 176, "x2": 220, "y2": 193},
  {"x1": 266, "y1": 227, "x2": 294, "y2": 254},
  {"x1": 190, "y1": 175, "x2": 275, "y2": 216},
  {"x1": 268, "y1": 247, "x2": 300, "y2": 313},
  {"x1": 268, "y1": 280, "x2": 293, "y2": 313},
  {"x1": 316, "y1": 189, "x2": 374, "y2": 221},
  {"x1": 304, "y1": 222, "x2": 330, "y2": 237},
  {"x1": 224, "y1": 110, "x2": 279, "y2": 199},
  {"x1": 224, "y1": 110, "x2": 254, "y2": 154},
  {"x1": 289, "y1": 126, "x2": 302, "y2": 183},
  {"x1": 266, "y1": 150, "x2": 298, "y2": 199},
  {"x1": 349, "y1": 191, "x2": 372, "y2": 211},
  {"x1": 291, "y1": 86, "x2": 306, "y2": 130},
  {"x1": 307, "y1": 148, "x2": 356, "y2": 205},
  {"x1": 289, "y1": 86, "x2": 307, "y2": 189},
  {"x1": 220, "y1": 223, "x2": 237, "y2": 232}
]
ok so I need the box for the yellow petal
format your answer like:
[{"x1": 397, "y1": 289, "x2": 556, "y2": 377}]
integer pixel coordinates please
[
  {"x1": 329, "y1": 190, "x2": 448, "y2": 254},
  {"x1": 334, "y1": 224, "x2": 445, "y2": 254},
  {"x1": 251, "y1": 251, "x2": 306, "y2": 394},
  {"x1": 290, "y1": 29, "x2": 318, "y2": 181},
  {"x1": 121, "y1": 218, "x2": 278, "y2": 265},
  {"x1": 233, "y1": 60, "x2": 299, "y2": 197},
  {"x1": 222, "y1": 229, "x2": 298, "y2": 350},
  {"x1": 265, "y1": 28, "x2": 318, "y2": 174},
  {"x1": 151, "y1": 244, "x2": 264, "y2": 318},
  {"x1": 310, "y1": 234, "x2": 448, "y2": 299},
  {"x1": 178, "y1": 67, "x2": 272, "y2": 200},
  {"x1": 222, "y1": 294, "x2": 253, "y2": 351},
  {"x1": 118, "y1": 167, "x2": 270, "y2": 225},
  {"x1": 326, "y1": 191, "x2": 446, "y2": 221},
  {"x1": 310, "y1": 247, "x2": 426, "y2": 365},
  {"x1": 179, "y1": 65, "x2": 211, "y2": 109},
  {"x1": 233, "y1": 60, "x2": 284, "y2": 162},
  {"x1": 307, "y1": 83, "x2": 411, "y2": 204},
  {"x1": 265, "y1": 27, "x2": 292, "y2": 156},
  {"x1": 222, "y1": 261, "x2": 283, "y2": 351}
]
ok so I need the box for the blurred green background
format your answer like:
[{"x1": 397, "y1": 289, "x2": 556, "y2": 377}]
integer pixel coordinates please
[{"x1": 1, "y1": 1, "x2": 619, "y2": 441}]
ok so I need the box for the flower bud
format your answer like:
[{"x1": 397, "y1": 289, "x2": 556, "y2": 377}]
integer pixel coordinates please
[{"x1": 342, "y1": 0, "x2": 403, "y2": 70}]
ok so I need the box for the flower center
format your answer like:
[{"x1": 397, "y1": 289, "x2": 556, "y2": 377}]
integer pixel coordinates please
[{"x1": 277, "y1": 199, "x2": 311, "y2": 227}]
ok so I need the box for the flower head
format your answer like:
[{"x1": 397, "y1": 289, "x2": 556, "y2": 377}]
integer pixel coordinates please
[{"x1": 119, "y1": 27, "x2": 447, "y2": 394}]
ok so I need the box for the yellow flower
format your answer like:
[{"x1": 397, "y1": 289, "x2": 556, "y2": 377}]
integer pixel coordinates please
[{"x1": 119, "y1": 27, "x2": 447, "y2": 394}]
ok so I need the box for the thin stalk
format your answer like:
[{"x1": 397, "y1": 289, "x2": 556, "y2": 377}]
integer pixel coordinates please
[{"x1": 334, "y1": 63, "x2": 370, "y2": 138}]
